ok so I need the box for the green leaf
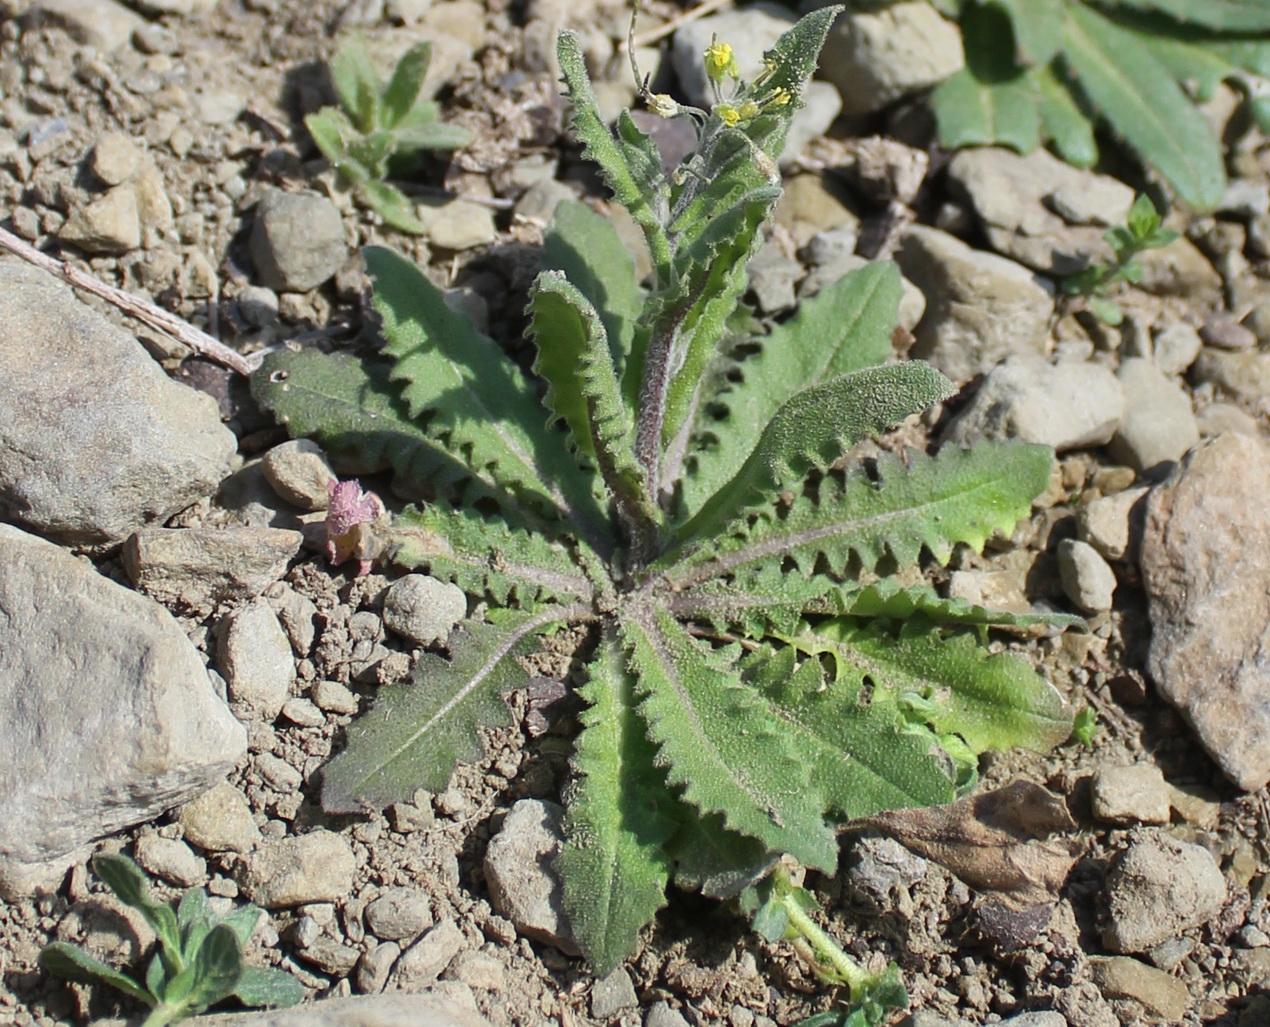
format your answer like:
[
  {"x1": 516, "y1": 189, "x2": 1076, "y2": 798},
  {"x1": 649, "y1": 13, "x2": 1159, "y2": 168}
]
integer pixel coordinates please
[
  {"x1": 394, "y1": 115, "x2": 473, "y2": 152},
  {"x1": 668, "y1": 441, "x2": 1053, "y2": 588},
  {"x1": 557, "y1": 31, "x2": 671, "y2": 276},
  {"x1": 304, "y1": 108, "x2": 350, "y2": 165},
  {"x1": 1030, "y1": 63, "x2": 1098, "y2": 167},
  {"x1": 146, "y1": 951, "x2": 167, "y2": 999},
  {"x1": 839, "y1": 578, "x2": 1084, "y2": 631},
  {"x1": 619, "y1": 601, "x2": 838, "y2": 870},
  {"x1": 1134, "y1": 31, "x2": 1239, "y2": 101},
  {"x1": 556, "y1": 629, "x2": 676, "y2": 975},
  {"x1": 330, "y1": 33, "x2": 382, "y2": 133},
  {"x1": 802, "y1": 616, "x2": 1074, "y2": 754},
  {"x1": 93, "y1": 855, "x2": 180, "y2": 958},
  {"x1": 1095, "y1": 0, "x2": 1270, "y2": 32},
  {"x1": 665, "y1": 811, "x2": 775, "y2": 898},
  {"x1": 234, "y1": 965, "x2": 306, "y2": 1009},
  {"x1": 216, "y1": 905, "x2": 264, "y2": 950},
  {"x1": 38, "y1": 943, "x2": 155, "y2": 1006},
  {"x1": 183, "y1": 924, "x2": 244, "y2": 1014},
  {"x1": 389, "y1": 502, "x2": 592, "y2": 604},
  {"x1": 982, "y1": 0, "x2": 1065, "y2": 65},
  {"x1": 358, "y1": 179, "x2": 426, "y2": 233},
  {"x1": 176, "y1": 888, "x2": 207, "y2": 934},
  {"x1": 381, "y1": 42, "x2": 432, "y2": 129},
  {"x1": 1060, "y1": 3, "x2": 1226, "y2": 209},
  {"x1": 667, "y1": 362, "x2": 954, "y2": 560},
  {"x1": 540, "y1": 200, "x2": 645, "y2": 387},
  {"x1": 321, "y1": 605, "x2": 585, "y2": 812},
  {"x1": 366, "y1": 246, "x2": 609, "y2": 546},
  {"x1": 680, "y1": 261, "x2": 905, "y2": 514},
  {"x1": 347, "y1": 131, "x2": 394, "y2": 176},
  {"x1": 931, "y1": 67, "x2": 1042, "y2": 152}
]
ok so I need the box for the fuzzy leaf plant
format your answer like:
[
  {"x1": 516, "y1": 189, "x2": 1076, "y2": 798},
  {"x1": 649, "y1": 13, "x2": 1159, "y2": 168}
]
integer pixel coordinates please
[
  {"x1": 254, "y1": 7, "x2": 1074, "y2": 1015},
  {"x1": 926, "y1": 0, "x2": 1270, "y2": 210}
]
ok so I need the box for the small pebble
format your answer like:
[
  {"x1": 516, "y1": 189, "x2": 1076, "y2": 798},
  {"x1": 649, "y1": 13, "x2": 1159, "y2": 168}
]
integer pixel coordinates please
[
  {"x1": 1090, "y1": 763, "x2": 1171, "y2": 825},
  {"x1": 312, "y1": 679, "x2": 360, "y2": 715},
  {"x1": 1057, "y1": 538, "x2": 1117, "y2": 613},
  {"x1": 383, "y1": 575, "x2": 467, "y2": 647}
]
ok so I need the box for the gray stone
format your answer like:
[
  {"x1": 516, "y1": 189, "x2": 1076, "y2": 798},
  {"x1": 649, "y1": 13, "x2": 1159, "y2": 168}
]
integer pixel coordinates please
[
  {"x1": 0, "y1": 262, "x2": 235, "y2": 547},
  {"x1": 394, "y1": 918, "x2": 467, "y2": 987},
  {"x1": 943, "y1": 355, "x2": 1123, "y2": 452},
  {"x1": 747, "y1": 241, "x2": 801, "y2": 314},
  {"x1": 262, "y1": 439, "x2": 336, "y2": 511},
  {"x1": 671, "y1": 4, "x2": 793, "y2": 109},
  {"x1": 129, "y1": 0, "x2": 218, "y2": 14},
  {"x1": 895, "y1": 225, "x2": 1054, "y2": 382},
  {"x1": 647, "y1": 1001, "x2": 692, "y2": 1027},
  {"x1": 382, "y1": 574, "x2": 467, "y2": 647},
  {"x1": 1152, "y1": 321, "x2": 1203, "y2": 375},
  {"x1": 1088, "y1": 956, "x2": 1190, "y2": 1021},
  {"x1": 299, "y1": 936, "x2": 362, "y2": 976},
  {"x1": 484, "y1": 799, "x2": 579, "y2": 955},
  {"x1": 365, "y1": 887, "x2": 434, "y2": 942},
  {"x1": 355, "y1": 941, "x2": 401, "y2": 994},
  {"x1": 123, "y1": 527, "x2": 302, "y2": 610},
  {"x1": 272, "y1": 587, "x2": 318, "y2": 657},
  {"x1": 1090, "y1": 764, "x2": 1172, "y2": 826},
  {"x1": 783, "y1": 81, "x2": 841, "y2": 167},
  {"x1": 846, "y1": 835, "x2": 927, "y2": 912},
  {"x1": 514, "y1": 178, "x2": 575, "y2": 224},
  {"x1": 195, "y1": 89, "x2": 247, "y2": 126},
  {"x1": 250, "y1": 189, "x2": 348, "y2": 292},
  {"x1": 1201, "y1": 314, "x2": 1258, "y2": 351},
  {"x1": 218, "y1": 599, "x2": 296, "y2": 720},
  {"x1": 281, "y1": 697, "x2": 325, "y2": 728},
  {"x1": 1077, "y1": 486, "x2": 1149, "y2": 563},
  {"x1": 238, "y1": 830, "x2": 356, "y2": 908},
  {"x1": 447, "y1": 950, "x2": 506, "y2": 992},
  {"x1": 819, "y1": 1, "x2": 964, "y2": 117},
  {"x1": 313, "y1": 679, "x2": 360, "y2": 715},
  {"x1": 999, "y1": 1016, "x2": 1067, "y2": 1027},
  {"x1": 1193, "y1": 348, "x2": 1270, "y2": 403},
  {"x1": 237, "y1": 285, "x2": 279, "y2": 328},
  {"x1": 1141, "y1": 433, "x2": 1270, "y2": 789},
  {"x1": 946, "y1": 147, "x2": 1134, "y2": 276},
  {"x1": 1196, "y1": 401, "x2": 1260, "y2": 439},
  {"x1": 59, "y1": 185, "x2": 142, "y2": 254},
  {"x1": 591, "y1": 966, "x2": 638, "y2": 1019},
  {"x1": 0, "y1": 524, "x2": 246, "y2": 898},
  {"x1": 1135, "y1": 236, "x2": 1222, "y2": 299},
  {"x1": 1057, "y1": 538, "x2": 1117, "y2": 614},
  {"x1": 185, "y1": 992, "x2": 493, "y2": 1027},
  {"x1": 418, "y1": 200, "x2": 496, "y2": 251},
  {"x1": 1104, "y1": 832, "x2": 1226, "y2": 953},
  {"x1": 1108, "y1": 358, "x2": 1198, "y2": 474},
  {"x1": 90, "y1": 131, "x2": 143, "y2": 186},
  {"x1": 254, "y1": 752, "x2": 302, "y2": 793},
  {"x1": 134, "y1": 835, "x2": 207, "y2": 888},
  {"x1": 26, "y1": 0, "x2": 146, "y2": 52},
  {"x1": 178, "y1": 781, "x2": 262, "y2": 854}
]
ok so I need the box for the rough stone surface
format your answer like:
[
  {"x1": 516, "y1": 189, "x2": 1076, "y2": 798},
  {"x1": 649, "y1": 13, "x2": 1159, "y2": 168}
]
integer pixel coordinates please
[
  {"x1": 483, "y1": 799, "x2": 580, "y2": 955},
  {"x1": 383, "y1": 574, "x2": 468, "y2": 647},
  {"x1": 1108, "y1": 358, "x2": 1199, "y2": 474},
  {"x1": 1090, "y1": 764, "x2": 1172, "y2": 826},
  {"x1": 1152, "y1": 321, "x2": 1204, "y2": 376},
  {"x1": 419, "y1": 199, "x2": 497, "y2": 251},
  {"x1": 1140, "y1": 432, "x2": 1270, "y2": 790},
  {"x1": 895, "y1": 225, "x2": 1054, "y2": 382},
  {"x1": 59, "y1": 185, "x2": 142, "y2": 253},
  {"x1": 177, "y1": 781, "x2": 262, "y2": 854},
  {"x1": 218, "y1": 599, "x2": 296, "y2": 720},
  {"x1": 185, "y1": 992, "x2": 493, "y2": 1027},
  {"x1": 946, "y1": 147, "x2": 1134, "y2": 275},
  {"x1": 1088, "y1": 957, "x2": 1190, "y2": 1022},
  {"x1": 262, "y1": 439, "x2": 336, "y2": 511},
  {"x1": 250, "y1": 189, "x2": 348, "y2": 292},
  {"x1": 1077, "y1": 486, "x2": 1149, "y2": 563},
  {"x1": 820, "y1": 1, "x2": 964, "y2": 117},
  {"x1": 91, "y1": 131, "x2": 143, "y2": 185},
  {"x1": 394, "y1": 919, "x2": 467, "y2": 987},
  {"x1": 0, "y1": 524, "x2": 246, "y2": 898},
  {"x1": 133, "y1": 835, "x2": 207, "y2": 888},
  {"x1": 1057, "y1": 538, "x2": 1117, "y2": 614},
  {"x1": 646, "y1": 1001, "x2": 693, "y2": 1027},
  {"x1": 0, "y1": 262, "x2": 236, "y2": 546},
  {"x1": 365, "y1": 887, "x2": 435, "y2": 941},
  {"x1": 238, "y1": 830, "x2": 356, "y2": 908},
  {"x1": 123, "y1": 527, "x2": 302, "y2": 610},
  {"x1": 591, "y1": 967, "x2": 638, "y2": 1019},
  {"x1": 26, "y1": 0, "x2": 146, "y2": 52},
  {"x1": 943, "y1": 355, "x2": 1123, "y2": 451},
  {"x1": 1136, "y1": 237, "x2": 1223, "y2": 299}
]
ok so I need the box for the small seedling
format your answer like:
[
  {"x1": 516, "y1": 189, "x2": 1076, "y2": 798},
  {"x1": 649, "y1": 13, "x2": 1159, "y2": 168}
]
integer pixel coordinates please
[
  {"x1": 1070, "y1": 704, "x2": 1099, "y2": 747},
  {"x1": 305, "y1": 34, "x2": 472, "y2": 233},
  {"x1": 1061, "y1": 193, "x2": 1178, "y2": 325},
  {"x1": 39, "y1": 854, "x2": 303, "y2": 1026}
]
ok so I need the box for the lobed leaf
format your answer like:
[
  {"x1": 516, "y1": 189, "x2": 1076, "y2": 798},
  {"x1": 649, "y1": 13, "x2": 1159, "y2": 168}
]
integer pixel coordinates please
[
  {"x1": 619, "y1": 600, "x2": 838, "y2": 870},
  {"x1": 557, "y1": 630, "x2": 676, "y2": 975},
  {"x1": 840, "y1": 578, "x2": 1084, "y2": 630},
  {"x1": 931, "y1": 67, "x2": 1041, "y2": 153},
  {"x1": 322, "y1": 605, "x2": 587, "y2": 812},
  {"x1": 1030, "y1": 63, "x2": 1098, "y2": 167}
]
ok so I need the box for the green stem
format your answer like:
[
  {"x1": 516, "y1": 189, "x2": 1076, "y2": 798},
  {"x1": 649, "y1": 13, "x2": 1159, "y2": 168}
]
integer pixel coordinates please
[{"x1": 780, "y1": 894, "x2": 870, "y2": 997}]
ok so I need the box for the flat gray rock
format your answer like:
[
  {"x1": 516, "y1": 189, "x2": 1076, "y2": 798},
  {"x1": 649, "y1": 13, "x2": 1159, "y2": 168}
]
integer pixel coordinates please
[
  {"x1": 1141, "y1": 432, "x2": 1270, "y2": 789},
  {"x1": 0, "y1": 524, "x2": 246, "y2": 898},
  {"x1": 187, "y1": 991, "x2": 493, "y2": 1027},
  {"x1": 0, "y1": 261, "x2": 236, "y2": 546}
]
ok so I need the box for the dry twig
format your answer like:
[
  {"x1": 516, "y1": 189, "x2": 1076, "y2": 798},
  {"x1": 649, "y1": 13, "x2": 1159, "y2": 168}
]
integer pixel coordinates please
[{"x1": 630, "y1": 0, "x2": 734, "y2": 48}]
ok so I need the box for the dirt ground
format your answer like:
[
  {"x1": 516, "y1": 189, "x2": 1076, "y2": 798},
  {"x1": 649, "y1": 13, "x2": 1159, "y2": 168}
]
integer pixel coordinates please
[{"x1": 3, "y1": 0, "x2": 1270, "y2": 1025}]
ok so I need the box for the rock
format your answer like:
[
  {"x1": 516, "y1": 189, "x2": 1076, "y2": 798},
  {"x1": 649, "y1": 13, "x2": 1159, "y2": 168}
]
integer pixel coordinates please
[
  {"x1": 1193, "y1": 348, "x2": 1270, "y2": 403},
  {"x1": 783, "y1": 81, "x2": 841, "y2": 166},
  {"x1": 313, "y1": 679, "x2": 360, "y2": 715},
  {"x1": 1104, "y1": 832, "x2": 1226, "y2": 953},
  {"x1": 1088, "y1": 957, "x2": 1189, "y2": 1021},
  {"x1": 123, "y1": 527, "x2": 302, "y2": 610},
  {"x1": 382, "y1": 575, "x2": 467, "y2": 647},
  {"x1": 943, "y1": 355, "x2": 1123, "y2": 452},
  {"x1": 514, "y1": 178, "x2": 576, "y2": 224},
  {"x1": 129, "y1": 0, "x2": 219, "y2": 14},
  {"x1": 133, "y1": 835, "x2": 206, "y2": 888},
  {"x1": 819, "y1": 1, "x2": 963, "y2": 117},
  {"x1": 0, "y1": 262, "x2": 235, "y2": 547},
  {"x1": 262, "y1": 440, "x2": 336, "y2": 511},
  {"x1": 775, "y1": 174, "x2": 857, "y2": 242},
  {"x1": 418, "y1": 200, "x2": 496, "y2": 251},
  {"x1": 394, "y1": 918, "x2": 467, "y2": 987},
  {"x1": 177, "y1": 781, "x2": 262, "y2": 854},
  {"x1": 365, "y1": 887, "x2": 434, "y2": 942},
  {"x1": 1108, "y1": 358, "x2": 1198, "y2": 474},
  {"x1": 218, "y1": 599, "x2": 296, "y2": 720},
  {"x1": 447, "y1": 950, "x2": 506, "y2": 992},
  {"x1": 26, "y1": 0, "x2": 146, "y2": 52},
  {"x1": 846, "y1": 835, "x2": 927, "y2": 912},
  {"x1": 1057, "y1": 538, "x2": 1117, "y2": 614},
  {"x1": 591, "y1": 967, "x2": 638, "y2": 1019},
  {"x1": 895, "y1": 225, "x2": 1054, "y2": 382},
  {"x1": 1135, "y1": 236, "x2": 1222, "y2": 299},
  {"x1": 250, "y1": 189, "x2": 348, "y2": 292},
  {"x1": 90, "y1": 131, "x2": 143, "y2": 186},
  {"x1": 1151, "y1": 321, "x2": 1203, "y2": 375},
  {"x1": 184, "y1": 992, "x2": 493, "y2": 1027},
  {"x1": 355, "y1": 940, "x2": 401, "y2": 994},
  {"x1": 1196, "y1": 401, "x2": 1259, "y2": 439},
  {"x1": 254, "y1": 752, "x2": 302, "y2": 793},
  {"x1": 0, "y1": 524, "x2": 246, "y2": 898},
  {"x1": 195, "y1": 89, "x2": 247, "y2": 125},
  {"x1": 1077, "y1": 486, "x2": 1149, "y2": 563},
  {"x1": 1090, "y1": 764, "x2": 1172, "y2": 826},
  {"x1": 483, "y1": 799, "x2": 579, "y2": 955},
  {"x1": 1201, "y1": 314, "x2": 1258, "y2": 351},
  {"x1": 299, "y1": 936, "x2": 362, "y2": 976},
  {"x1": 281, "y1": 697, "x2": 325, "y2": 728},
  {"x1": 946, "y1": 148, "x2": 1134, "y2": 276},
  {"x1": 647, "y1": 1001, "x2": 692, "y2": 1027},
  {"x1": 58, "y1": 185, "x2": 141, "y2": 254},
  {"x1": 1140, "y1": 433, "x2": 1270, "y2": 789},
  {"x1": 238, "y1": 830, "x2": 356, "y2": 908},
  {"x1": 271, "y1": 587, "x2": 318, "y2": 656},
  {"x1": 671, "y1": 4, "x2": 793, "y2": 109},
  {"x1": 237, "y1": 285, "x2": 279, "y2": 328},
  {"x1": 748, "y1": 241, "x2": 801, "y2": 314}
]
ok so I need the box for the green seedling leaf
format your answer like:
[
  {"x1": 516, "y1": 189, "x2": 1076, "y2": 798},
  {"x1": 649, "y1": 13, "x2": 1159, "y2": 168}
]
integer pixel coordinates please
[
  {"x1": 94, "y1": 854, "x2": 181, "y2": 957},
  {"x1": 234, "y1": 965, "x2": 307, "y2": 1009},
  {"x1": 382, "y1": 42, "x2": 432, "y2": 128},
  {"x1": 183, "y1": 925, "x2": 244, "y2": 1014},
  {"x1": 359, "y1": 179, "x2": 426, "y2": 233},
  {"x1": 330, "y1": 33, "x2": 382, "y2": 133},
  {"x1": 39, "y1": 943, "x2": 155, "y2": 1006}
]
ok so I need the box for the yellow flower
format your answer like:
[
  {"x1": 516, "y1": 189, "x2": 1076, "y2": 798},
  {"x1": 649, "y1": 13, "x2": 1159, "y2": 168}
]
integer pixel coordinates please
[
  {"x1": 714, "y1": 103, "x2": 741, "y2": 126},
  {"x1": 736, "y1": 99, "x2": 760, "y2": 120},
  {"x1": 765, "y1": 86, "x2": 792, "y2": 107},
  {"x1": 704, "y1": 38, "x2": 739, "y2": 84},
  {"x1": 646, "y1": 93, "x2": 680, "y2": 118}
]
